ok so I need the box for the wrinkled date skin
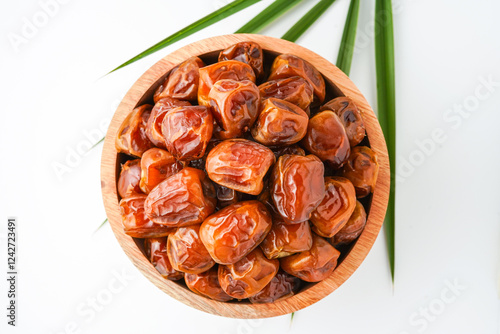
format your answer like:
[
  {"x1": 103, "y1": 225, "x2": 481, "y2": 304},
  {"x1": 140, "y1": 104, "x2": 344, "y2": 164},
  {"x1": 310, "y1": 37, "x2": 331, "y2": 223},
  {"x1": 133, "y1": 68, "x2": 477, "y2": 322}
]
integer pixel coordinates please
[
  {"x1": 144, "y1": 167, "x2": 216, "y2": 227},
  {"x1": 167, "y1": 225, "x2": 215, "y2": 274},
  {"x1": 161, "y1": 105, "x2": 213, "y2": 161},
  {"x1": 117, "y1": 159, "x2": 142, "y2": 198},
  {"x1": 139, "y1": 148, "x2": 183, "y2": 194},
  {"x1": 268, "y1": 54, "x2": 325, "y2": 104},
  {"x1": 271, "y1": 154, "x2": 325, "y2": 223},
  {"x1": 340, "y1": 146, "x2": 379, "y2": 198},
  {"x1": 198, "y1": 60, "x2": 256, "y2": 107},
  {"x1": 208, "y1": 79, "x2": 260, "y2": 139},
  {"x1": 331, "y1": 200, "x2": 367, "y2": 247},
  {"x1": 144, "y1": 238, "x2": 184, "y2": 280},
  {"x1": 219, "y1": 41, "x2": 264, "y2": 79},
  {"x1": 281, "y1": 234, "x2": 340, "y2": 282},
  {"x1": 260, "y1": 220, "x2": 313, "y2": 259},
  {"x1": 154, "y1": 56, "x2": 205, "y2": 103},
  {"x1": 215, "y1": 183, "x2": 240, "y2": 209},
  {"x1": 185, "y1": 266, "x2": 233, "y2": 302},
  {"x1": 218, "y1": 248, "x2": 279, "y2": 299},
  {"x1": 205, "y1": 139, "x2": 275, "y2": 195},
  {"x1": 310, "y1": 177, "x2": 357, "y2": 238},
  {"x1": 119, "y1": 194, "x2": 174, "y2": 238},
  {"x1": 259, "y1": 76, "x2": 314, "y2": 111},
  {"x1": 320, "y1": 97, "x2": 366, "y2": 147},
  {"x1": 249, "y1": 270, "x2": 302, "y2": 304},
  {"x1": 251, "y1": 98, "x2": 309, "y2": 146},
  {"x1": 301, "y1": 110, "x2": 351, "y2": 169},
  {"x1": 146, "y1": 97, "x2": 192, "y2": 148},
  {"x1": 116, "y1": 104, "x2": 154, "y2": 157},
  {"x1": 200, "y1": 200, "x2": 272, "y2": 265}
]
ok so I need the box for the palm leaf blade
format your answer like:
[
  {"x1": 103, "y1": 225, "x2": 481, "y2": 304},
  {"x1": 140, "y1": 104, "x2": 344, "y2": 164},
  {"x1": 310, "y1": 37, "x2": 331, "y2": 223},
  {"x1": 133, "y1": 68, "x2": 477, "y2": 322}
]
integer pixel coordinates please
[
  {"x1": 236, "y1": 0, "x2": 303, "y2": 33},
  {"x1": 336, "y1": 0, "x2": 359, "y2": 75}
]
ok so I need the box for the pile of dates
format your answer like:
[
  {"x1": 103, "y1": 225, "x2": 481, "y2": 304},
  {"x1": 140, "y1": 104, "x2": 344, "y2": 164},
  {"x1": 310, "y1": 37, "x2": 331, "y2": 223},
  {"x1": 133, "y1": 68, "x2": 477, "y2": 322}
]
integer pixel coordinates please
[{"x1": 115, "y1": 41, "x2": 379, "y2": 304}]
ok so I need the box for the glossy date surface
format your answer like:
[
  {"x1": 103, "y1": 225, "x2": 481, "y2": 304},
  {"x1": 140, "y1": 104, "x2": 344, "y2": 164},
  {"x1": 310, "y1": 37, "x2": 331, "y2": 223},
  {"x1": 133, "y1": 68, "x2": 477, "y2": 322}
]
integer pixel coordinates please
[
  {"x1": 116, "y1": 104, "x2": 154, "y2": 157},
  {"x1": 154, "y1": 56, "x2": 204, "y2": 102},
  {"x1": 260, "y1": 220, "x2": 313, "y2": 259},
  {"x1": 205, "y1": 139, "x2": 275, "y2": 195},
  {"x1": 331, "y1": 200, "x2": 367, "y2": 247},
  {"x1": 139, "y1": 148, "x2": 183, "y2": 194},
  {"x1": 200, "y1": 200, "x2": 272, "y2": 265},
  {"x1": 259, "y1": 76, "x2": 314, "y2": 111},
  {"x1": 271, "y1": 154, "x2": 325, "y2": 223},
  {"x1": 144, "y1": 237, "x2": 184, "y2": 280},
  {"x1": 340, "y1": 146, "x2": 379, "y2": 198},
  {"x1": 248, "y1": 270, "x2": 301, "y2": 304},
  {"x1": 185, "y1": 266, "x2": 233, "y2": 302},
  {"x1": 146, "y1": 97, "x2": 191, "y2": 148},
  {"x1": 161, "y1": 105, "x2": 213, "y2": 161},
  {"x1": 321, "y1": 96, "x2": 366, "y2": 147},
  {"x1": 117, "y1": 159, "x2": 142, "y2": 198},
  {"x1": 144, "y1": 167, "x2": 216, "y2": 227},
  {"x1": 219, "y1": 41, "x2": 264, "y2": 78}
]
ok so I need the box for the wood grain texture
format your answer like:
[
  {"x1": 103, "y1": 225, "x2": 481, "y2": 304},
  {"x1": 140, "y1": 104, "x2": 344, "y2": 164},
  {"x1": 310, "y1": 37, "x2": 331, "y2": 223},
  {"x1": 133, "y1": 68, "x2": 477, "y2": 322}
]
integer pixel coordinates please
[{"x1": 101, "y1": 34, "x2": 390, "y2": 319}]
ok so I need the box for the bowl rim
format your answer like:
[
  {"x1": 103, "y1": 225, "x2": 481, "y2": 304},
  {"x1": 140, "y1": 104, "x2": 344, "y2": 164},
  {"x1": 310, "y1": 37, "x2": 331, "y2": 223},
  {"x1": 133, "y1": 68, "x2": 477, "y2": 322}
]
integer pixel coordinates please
[{"x1": 101, "y1": 33, "x2": 390, "y2": 319}]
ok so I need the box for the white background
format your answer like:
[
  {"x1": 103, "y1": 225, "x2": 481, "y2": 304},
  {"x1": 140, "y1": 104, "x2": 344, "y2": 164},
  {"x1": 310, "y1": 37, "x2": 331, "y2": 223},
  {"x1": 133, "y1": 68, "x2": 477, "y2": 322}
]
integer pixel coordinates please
[{"x1": 1, "y1": 0, "x2": 499, "y2": 333}]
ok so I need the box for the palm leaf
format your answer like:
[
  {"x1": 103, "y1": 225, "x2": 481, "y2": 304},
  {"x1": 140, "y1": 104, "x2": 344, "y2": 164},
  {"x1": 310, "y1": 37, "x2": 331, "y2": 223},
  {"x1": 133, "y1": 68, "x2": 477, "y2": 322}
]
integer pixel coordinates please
[
  {"x1": 235, "y1": 0, "x2": 303, "y2": 33},
  {"x1": 94, "y1": 218, "x2": 108, "y2": 234},
  {"x1": 281, "y1": 0, "x2": 337, "y2": 42},
  {"x1": 374, "y1": 0, "x2": 396, "y2": 282},
  {"x1": 108, "y1": 0, "x2": 261, "y2": 74},
  {"x1": 336, "y1": 0, "x2": 359, "y2": 75}
]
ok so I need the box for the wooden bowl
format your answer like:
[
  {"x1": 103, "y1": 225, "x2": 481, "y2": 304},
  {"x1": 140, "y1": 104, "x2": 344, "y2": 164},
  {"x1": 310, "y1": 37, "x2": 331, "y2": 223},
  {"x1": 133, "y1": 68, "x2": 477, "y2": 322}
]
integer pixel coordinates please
[{"x1": 101, "y1": 34, "x2": 390, "y2": 318}]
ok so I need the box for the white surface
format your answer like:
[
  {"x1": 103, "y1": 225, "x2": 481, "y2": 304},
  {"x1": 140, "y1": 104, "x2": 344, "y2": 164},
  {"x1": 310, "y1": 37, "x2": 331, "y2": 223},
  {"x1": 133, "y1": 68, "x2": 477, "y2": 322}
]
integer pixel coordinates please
[{"x1": 1, "y1": 0, "x2": 499, "y2": 333}]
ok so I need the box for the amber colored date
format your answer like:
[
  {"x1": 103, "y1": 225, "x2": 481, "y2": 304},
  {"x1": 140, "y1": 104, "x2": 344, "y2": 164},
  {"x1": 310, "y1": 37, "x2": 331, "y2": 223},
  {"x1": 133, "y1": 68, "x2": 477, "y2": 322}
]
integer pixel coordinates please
[
  {"x1": 198, "y1": 60, "x2": 256, "y2": 107},
  {"x1": 161, "y1": 105, "x2": 213, "y2": 161},
  {"x1": 310, "y1": 177, "x2": 357, "y2": 238},
  {"x1": 146, "y1": 97, "x2": 191, "y2": 148},
  {"x1": 280, "y1": 234, "x2": 340, "y2": 282},
  {"x1": 139, "y1": 148, "x2": 183, "y2": 194},
  {"x1": 120, "y1": 194, "x2": 174, "y2": 238},
  {"x1": 116, "y1": 104, "x2": 154, "y2": 157},
  {"x1": 268, "y1": 54, "x2": 325, "y2": 104},
  {"x1": 144, "y1": 167, "x2": 216, "y2": 227},
  {"x1": 205, "y1": 139, "x2": 275, "y2": 195},
  {"x1": 218, "y1": 248, "x2": 279, "y2": 299},
  {"x1": 200, "y1": 200, "x2": 272, "y2": 265},
  {"x1": 259, "y1": 76, "x2": 314, "y2": 111},
  {"x1": 330, "y1": 200, "x2": 367, "y2": 247},
  {"x1": 251, "y1": 98, "x2": 309, "y2": 146},
  {"x1": 301, "y1": 109, "x2": 350, "y2": 169},
  {"x1": 117, "y1": 159, "x2": 142, "y2": 198},
  {"x1": 260, "y1": 220, "x2": 313, "y2": 259},
  {"x1": 167, "y1": 225, "x2": 215, "y2": 274},
  {"x1": 185, "y1": 266, "x2": 233, "y2": 302},
  {"x1": 219, "y1": 41, "x2": 264, "y2": 78},
  {"x1": 271, "y1": 154, "x2": 325, "y2": 223},
  {"x1": 208, "y1": 79, "x2": 260, "y2": 139},
  {"x1": 154, "y1": 56, "x2": 205, "y2": 102},
  {"x1": 144, "y1": 238, "x2": 184, "y2": 280},
  {"x1": 320, "y1": 96, "x2": 366, "y2": 147},
  {"x1": 248, "y1": 270, "x2": 302, "y2": 304},
  {"x1": 340, "y1": 146, "x2": 379, "y2": 198}
]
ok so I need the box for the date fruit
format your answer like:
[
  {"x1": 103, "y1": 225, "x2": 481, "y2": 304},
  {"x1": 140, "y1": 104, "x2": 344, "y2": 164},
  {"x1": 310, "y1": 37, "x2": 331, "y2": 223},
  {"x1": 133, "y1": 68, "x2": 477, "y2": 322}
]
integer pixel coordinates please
[
  {"x1": 185, "y1": 266, "x2": 233, "y2": 302},
  {"x1": 340, "y1": 146, "x2": 379, "y2": 198},
  {"x1": 260, "y1": 220, "x2": 313, "y2": 259},
  {"x1": 259, "y1": 76, "x2": 314, "y2": 111},
  {"x1": 198, "y1": 60, "x2": 256, "y2": 107},
  {"x1": 208, "y1": 79, "x2": 260, "y2": 139},
  {"x1": 167, "y1": 225, "x2": 215, "y2": 274},
  {"x1": 310, "y1": 177, "x2": 357, "y2": 238},
  {"x1": 321, "y1": 97, "x2": 366, "y2": 147},
  {"x1": 268, "y1": 54, "x2": 325, "y2": 104},
  {"x1": 248, "y1": 270, "x2": 301, "y2": 304},
  {"x1": 144, "y1": 238, "x2": 184, "y2": 280},
  {"x1": 251, "y1": 98, "x2": 309, "y2": 146},
  {"x1": 281, "y1": 234, "x2": 340, "y2": 282},
  {"x1": 301, "y1": 110, "x2": 350, "y2": 169},
  {"x1": 154, "y1": 56, "x2": 205, "y2": 102},
  {"x1": 271, "y1": 154, "x2": 325, "y2": 223},
  {"x1": 200, "y1": 200, "x2": 272, "y2": 265},
  {"x1": 117, "y1": 159, "x2": 142, "y2": 198},
  {"x1": 215, "y1": 184, "x2": 240, "y2": 209},
  {"x1": 330, "y1": 200, "x2": 367, "y2": 247},
  {"x1": 116, "y1": 104, "x2": 154, "y2": 157},
  {"x1": 120, "y1": 194, "x2": 174, "y2": 238},
  {"x1": 161, "y1": 105, "x2": 213, "y2": 161},
  {"x1": 144, "y1": 167, "x2": 216, "y2": 227},
  {"x1": 205, "y1": 139, "x2": 275, "y2": 195},
  {"x1": 139, "y1": 148, "x2": 183, "y2": 194},
  {"x1": 218, "y1": 248, "x2": 279, "y2": 299},
  {"x1": 219, "y1": 41, "x2": 264, "y2": 78},
  {"x1": 146, "y1": 97, "x2": 191, "y2": 148}
]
